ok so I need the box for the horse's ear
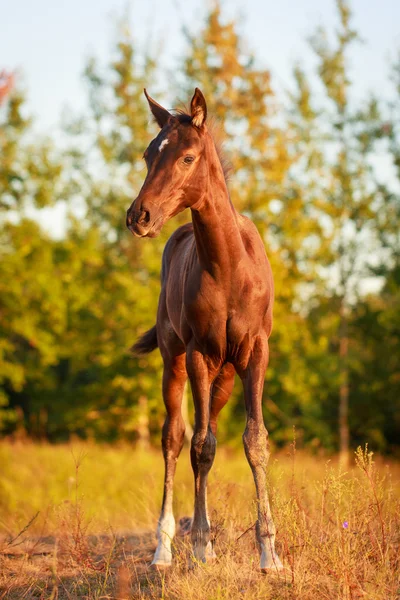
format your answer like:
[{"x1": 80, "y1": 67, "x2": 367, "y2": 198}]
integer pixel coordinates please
[
  {"x1": 144, "y1": 89, "x2": 171, "y2": 129},
  {"x1": 190, "y1": 88, "x2": 207, "y2": 128}
]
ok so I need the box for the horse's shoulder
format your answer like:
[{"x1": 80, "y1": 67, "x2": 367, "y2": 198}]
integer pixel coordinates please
[{"x1": 161, "y1": 223, "x2": 194, "y2": 281}]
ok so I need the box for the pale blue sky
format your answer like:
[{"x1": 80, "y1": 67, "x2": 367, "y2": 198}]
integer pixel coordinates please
[{"x1": 2, "y1": 0, "x2": 400, "y2": 131}]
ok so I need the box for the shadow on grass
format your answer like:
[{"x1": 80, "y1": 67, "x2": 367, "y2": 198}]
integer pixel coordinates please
[
  {"x1": 0, "y1": 530, "x2": 291, "y2": 599},
  {"x1": 0, "y1": 531, "x2": 159, "y2": 599}
]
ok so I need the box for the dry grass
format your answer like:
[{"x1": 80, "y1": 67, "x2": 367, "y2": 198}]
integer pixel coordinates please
[{"x1": 0, "y1": 441, "x2": 399, "y2": 599}]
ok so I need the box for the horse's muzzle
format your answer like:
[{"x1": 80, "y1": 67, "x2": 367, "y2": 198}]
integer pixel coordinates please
[
  {"x1": 126, "y1": 208, "x2": 163, "y2": 238},
  {"x1": 126, "y1": 208, "x2": 149, "y2": 236}
]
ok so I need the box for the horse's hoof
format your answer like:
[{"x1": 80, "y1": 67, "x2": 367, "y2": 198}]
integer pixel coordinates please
[
  {"x1": 151, "y1": 544, "x2": 173, "y2": 569},
  {"x1": 150, "y1": 559, "x2": 172, "y2": 570},
  {"x1": 188, "y1": 555, "x2": 207, "y2": 570},
  {"x1": 205, "y1": 540, "x2": 217, "y2": 562},
  {"x1": 260, "y1": 552, "x2": 284, "y2": 573},
  {"x1": 261, "y1": 565, "x2": 285, "y2": 574},
  {"x1": 178, "y1": 516, "x2": 192, "y2": 537}
]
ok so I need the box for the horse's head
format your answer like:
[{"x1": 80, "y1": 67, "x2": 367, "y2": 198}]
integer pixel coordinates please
[{"x1": 126, "y1": 88, "x2": 210, "y2": 238}]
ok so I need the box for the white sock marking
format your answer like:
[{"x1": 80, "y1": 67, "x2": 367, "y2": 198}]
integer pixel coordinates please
[{"x1": 151, "y1": 512, "x2": 175, "y2": 566}]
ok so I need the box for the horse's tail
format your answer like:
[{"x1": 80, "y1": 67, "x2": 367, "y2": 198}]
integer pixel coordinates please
[{"x1": 131, "y1": 325, "x2": 158, "y2": 355}]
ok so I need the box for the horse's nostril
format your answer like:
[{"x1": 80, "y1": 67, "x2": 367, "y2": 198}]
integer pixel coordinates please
[{"x1": 138, "y1": 210, "x2": 150, "y2": 225}]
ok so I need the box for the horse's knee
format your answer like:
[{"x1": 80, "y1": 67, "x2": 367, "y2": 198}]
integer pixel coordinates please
[
  {"x1": 243, "y1": 419, "x2": 270, "y2": 468},
  {"x1": 190, "y1": 429, "x2": 216, "y2": 474}
]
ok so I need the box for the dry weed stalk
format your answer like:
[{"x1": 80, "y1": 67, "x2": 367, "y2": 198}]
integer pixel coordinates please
[{"x1": 355, "y1": 444, "x2": 387, "y2": 557}]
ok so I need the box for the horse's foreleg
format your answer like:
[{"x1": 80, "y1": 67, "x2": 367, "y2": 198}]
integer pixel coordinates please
[
  {"x1": 152, "y1": 354, "x2": 186, "y2": 567},
  {"x1": 186, "y1": 347, "x2": 218, "y2": 563},
  {"x1": 241, "y1": 338, "x2": 283, "y2": 572}
]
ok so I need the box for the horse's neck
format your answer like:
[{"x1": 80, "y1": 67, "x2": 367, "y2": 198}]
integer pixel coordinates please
[{"x1": 190, "y1": 150, "x2": 243, "y2": 277}]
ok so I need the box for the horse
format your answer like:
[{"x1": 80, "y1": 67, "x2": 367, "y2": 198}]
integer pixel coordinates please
[{"x1": 126, "y1": 88, "x2": 283, "y2": 572}]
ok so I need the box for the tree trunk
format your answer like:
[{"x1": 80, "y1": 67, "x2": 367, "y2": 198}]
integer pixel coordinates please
[{"x1": 338, "y1": 301, "x2": 350, "y2": 467}]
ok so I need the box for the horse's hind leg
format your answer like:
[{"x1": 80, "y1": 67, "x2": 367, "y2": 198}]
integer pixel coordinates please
[
  {"x1": 152, "y1": 353, "x2": 187, "y2": 567},
  {"x1": 240, "y1": 338, "x2": 283, "y2": 572},
  {"x1": 210, "y1": 362, "x2": 235, "y2": 436}
]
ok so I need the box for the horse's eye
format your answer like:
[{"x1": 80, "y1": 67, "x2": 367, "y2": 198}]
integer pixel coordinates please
[{"x1": 183, "y1": 155, "x2": 195, "y2": 165}]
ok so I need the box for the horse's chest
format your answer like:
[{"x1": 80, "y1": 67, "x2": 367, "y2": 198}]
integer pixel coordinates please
[{"x1": 184, "y1": 275, "x2": 269, "y2": 359}]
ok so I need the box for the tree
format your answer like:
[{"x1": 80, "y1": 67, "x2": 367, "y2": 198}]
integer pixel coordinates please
[
  {"x1": 60, "y1": 21, "x2": 167, "y2": 442},
  {"x1": 349, "y1": 271, "x2": 400, "y2": 453},
  {"x1": 178, "y1": 4, "x2": 326, "y2": 445},
  {"x1": 288, "y1": 0, "x2": 388, "y2": 462},
  {"x1": 0, "y1": 76, "x2": 65, "y2": 433},
  {"x1": 2, "y1": 2, "x2": 399, "y2": 453}
]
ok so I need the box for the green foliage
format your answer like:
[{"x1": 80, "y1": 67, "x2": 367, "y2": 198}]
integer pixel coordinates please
[
  {"x1": 0, "y1": 1, "x2": 399, "y2": 453},
  {"x1": 286, "y1": 0, "x2": 395, "y2": 459},
  {"x1": 0, "y1": 88, "x2": 63, "y2": 212}
]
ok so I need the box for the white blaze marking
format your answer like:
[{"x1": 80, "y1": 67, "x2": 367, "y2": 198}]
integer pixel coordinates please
[{"x1": 158, "y1": 138, "x2": 169, "y2": 152}]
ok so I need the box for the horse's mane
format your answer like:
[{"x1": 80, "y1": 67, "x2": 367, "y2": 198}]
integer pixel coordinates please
[{"x1": 172, "y1": 108, "x2": 232, "y2": 183}]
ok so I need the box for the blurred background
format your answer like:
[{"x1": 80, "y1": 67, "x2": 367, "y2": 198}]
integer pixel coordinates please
[{"x1": 1, "y1": 0, "x2": 399, "y2": 458}]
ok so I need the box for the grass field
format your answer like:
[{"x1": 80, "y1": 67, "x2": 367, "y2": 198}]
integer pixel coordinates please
[{"x1": 0, "y1": 441, "x2": 399, "y2": 599}]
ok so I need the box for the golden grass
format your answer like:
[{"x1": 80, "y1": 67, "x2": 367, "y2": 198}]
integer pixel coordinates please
[{"x1": 0, "y1": 441, "x2": 399, "y2": 599}]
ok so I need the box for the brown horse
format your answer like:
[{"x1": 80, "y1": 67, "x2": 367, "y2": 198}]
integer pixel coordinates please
[{"x1": 126, "y1": 88, "x2": 283, "y2": 572}]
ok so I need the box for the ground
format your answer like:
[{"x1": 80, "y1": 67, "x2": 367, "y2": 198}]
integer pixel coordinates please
[{"x1": 0, "y1": 442, "x2": 399, "y2": 599}]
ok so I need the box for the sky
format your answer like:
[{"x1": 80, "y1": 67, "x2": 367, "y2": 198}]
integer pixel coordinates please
[{"x1": 2, "y1": 0, "x2": 400, "y2": 131}]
